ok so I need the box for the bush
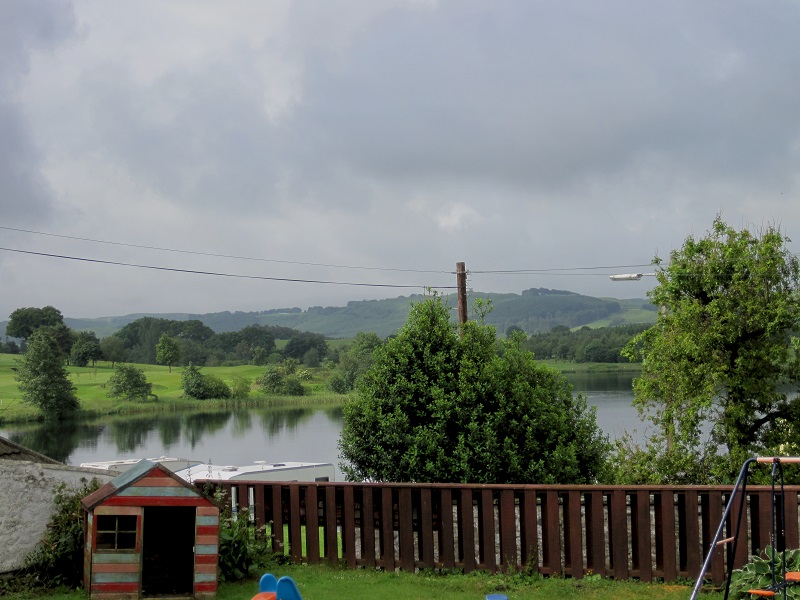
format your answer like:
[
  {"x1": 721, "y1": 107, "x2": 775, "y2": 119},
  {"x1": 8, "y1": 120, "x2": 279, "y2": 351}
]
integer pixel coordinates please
[
  {"x1": 210, "y1": 488, "x2": 279, "y2": 581},
  {"x1": 181, "y1": 363, "x2": 232, "y2": 399},
  {"x1": 230, "y1": 375, "x2": 252, "y2": 399},
  {"x1": 256, "y1": 367, "x2": 306, "y2": 396},
  {"x1": 729, "y1": 546, "x2": 800, "y2": 599},
  {"x1": 107, "y1": 364, "x2": 154, "y2": 401}
]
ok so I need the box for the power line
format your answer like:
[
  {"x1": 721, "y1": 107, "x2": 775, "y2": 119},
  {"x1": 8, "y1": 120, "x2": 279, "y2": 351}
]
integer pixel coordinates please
[
  {"x1": 0, "y1": 247, "x2": 456, "y2": 290},
  {"x1": 0, "y1": 225, "x2": 451, "y2": 275}
]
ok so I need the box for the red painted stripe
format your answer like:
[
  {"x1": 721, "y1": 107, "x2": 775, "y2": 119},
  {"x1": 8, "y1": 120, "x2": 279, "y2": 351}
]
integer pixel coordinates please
[
  {"x1": 92, "y1": 563, "x2": 140, "y2": 573},
  {"x1": 196, "y1": 506, "x2": 219, "y2": 516},
  {"x1": 197, "y1": 525, "x2": 219, "y2": 536},
  {"x1": 144, "y1": 469, "x2": 172, "y2": 478},
  {"x1": 102, "y1": 497, "x2": 208, "y2": 507},
  {"x1": 195, "y1": 554, "x2": 218, "y2": 565},
  {"x1": 195, "y1": 582, "x2": 218, "y2": 593},
  {"x1": 91, "y1": 582, "x2": 139, "y2": 593}
]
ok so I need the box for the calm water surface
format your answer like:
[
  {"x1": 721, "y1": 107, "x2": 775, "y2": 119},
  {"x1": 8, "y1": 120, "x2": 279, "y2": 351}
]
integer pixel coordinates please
[{"x1": 0, "y1": 372, "x2": 646, "y2": 481}]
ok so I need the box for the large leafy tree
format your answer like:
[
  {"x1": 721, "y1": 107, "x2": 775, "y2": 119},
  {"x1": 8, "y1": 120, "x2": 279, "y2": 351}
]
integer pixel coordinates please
[
  {"x1": 6, "y1": 305, "x2": 64, "y2": 340},
  {"x1": 339, "y1": 295, "x2": 609, "y2": 484},
  {"x1": 15, "y1": 328, "x2": 79, "y2": 420},
  {"x1": 621, "y1": 217, "x2": 800, "y2": 483}
]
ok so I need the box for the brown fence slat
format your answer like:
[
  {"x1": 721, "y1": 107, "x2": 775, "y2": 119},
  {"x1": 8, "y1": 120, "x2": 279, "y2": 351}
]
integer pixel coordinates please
[
  {"x1": 440, "y1": 489, "x2": 455, "y2": 569},
  {"x1": 272, "y1": 484, "x2": 285, "y2": 555},
  {"x1": 479, "y1": 489, "x2": 497, "y2": 572},
  {"x1": 786, "y1": 490, "x2": 799, "y2": 549},
  {"x1": 565, "y1": 490, "x2": 583, "y2": 579},
  {"x1": 324, "y1": 485, "x2": 337, "y2": 564},
  {"x1": 682, "y1": 490, "x2": 701, "y2": 580},
  {"x1": 499, "y1": 489, "x2": 517, "y2": 571},
  {"x1": 585, "y1": 490, "x2": 606, "y2": 577},
  {"x1": 305, "y1": 485, "x2": 320, "y2": 563},
  {"x1": 706, "y1": 491, "x2": 724, "y2": 585},
  {"x1": 610, "y1": 489, "x2": 629, "y2": 580},
  {"x1": 635, "y1": 490, "x2": 652, "y2": 582},
  {"x1": 289, "y1": 484, "x2": 302, "y2": 562},
  {"x1": 253, "y1": 484, "x2": 266, "y2": 531},
  {"x1": 380, "y1": 487, "x2": 395, "y2": 571},
  {"x1": 520, "y1": 489, "x2": 538, "y2": 572},
  {"x1": 361, "y1": 486, "x2": 376, "y2": 568},
  {"x1": 459, "y1": 488, "x2": 476, "y2": 573},
  {"x1": 343, "y1": 486, "x2": 357, "y2": 568},
  {"x1": 655, "y1": 490, "x2": 677, "y2": 581},
  {"x1": 398, "y1": 488, "x2": 414, "y2": 571},
  {"x1": 541, "y1": 490, "x2": 561, "y2": 576},
  {"x1": 420, "y1": 488, "x2": 434, "y2": 568}
]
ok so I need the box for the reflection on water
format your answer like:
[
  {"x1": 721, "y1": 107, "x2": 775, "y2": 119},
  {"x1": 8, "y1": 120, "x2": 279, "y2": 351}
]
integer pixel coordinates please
[{"x1": 1, "y1": 374, "x2": 641, "y2": 478}]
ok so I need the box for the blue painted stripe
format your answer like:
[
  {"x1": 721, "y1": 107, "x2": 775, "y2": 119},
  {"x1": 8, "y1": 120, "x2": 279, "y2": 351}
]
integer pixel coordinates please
[
  {"x1": 93, "y1": 553, "x2": 141, "y2": 564},
  {"x1": 93, "y1": 572, "x2": 139, "y2": 584},
  {"x1": 194, "y1": 572, "x2": 217, "y2": 583},
  {"x1": 197, "y1": 515, "x2": 219, "y2": 526},
  {"x1": 196, "y1": 544, "x2": 218, "y2": 555},
  {"x1": 118, "y1": 486, "x2": 199, "y2": 497}
]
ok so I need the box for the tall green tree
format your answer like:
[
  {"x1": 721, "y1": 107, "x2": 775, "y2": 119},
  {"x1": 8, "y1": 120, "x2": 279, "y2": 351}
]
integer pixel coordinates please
[
  {"x1": 100, "y1": 336, "x2": 126, "y2": 367},
  {"x1": 15, "y1": 328, "x2": 79, "y2": 420},
  {"x1": 620, "y1": 217, "x2": 800, "y2": 483},
  {"x1": 339, "y1": 295, "x2": 609, "y2": 484},
  {"x1": 70, "y1": 331, "x2": 103, "y2": 367},
  {"x1": 6, "y1": 305, "x2": 64, "y2": 340},
  {"x1": 155, "y1": 334, "x2": 181, "y2": 372}
]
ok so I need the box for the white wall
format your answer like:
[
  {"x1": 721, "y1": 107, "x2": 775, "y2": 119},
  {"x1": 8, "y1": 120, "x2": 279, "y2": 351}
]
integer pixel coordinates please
[{"x1": 0, "y1": 460, "x2": 115, "y2": 573}]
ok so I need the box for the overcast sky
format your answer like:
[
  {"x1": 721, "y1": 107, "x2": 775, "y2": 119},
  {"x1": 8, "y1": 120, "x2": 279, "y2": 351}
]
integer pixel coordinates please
[{"x1": 2, "y1": 0, "x2": 799, "y2": 320}]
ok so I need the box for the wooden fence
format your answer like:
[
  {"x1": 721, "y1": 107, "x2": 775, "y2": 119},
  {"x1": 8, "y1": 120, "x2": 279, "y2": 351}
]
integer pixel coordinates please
[{"x1": 194, "y1": 481, "x2": 800, "y2": 585}]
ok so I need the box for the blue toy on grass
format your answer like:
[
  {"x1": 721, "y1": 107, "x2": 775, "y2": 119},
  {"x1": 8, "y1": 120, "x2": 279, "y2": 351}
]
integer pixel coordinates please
[{"x1": 253, "y1": 573, "x2": 302, "y2": 600}]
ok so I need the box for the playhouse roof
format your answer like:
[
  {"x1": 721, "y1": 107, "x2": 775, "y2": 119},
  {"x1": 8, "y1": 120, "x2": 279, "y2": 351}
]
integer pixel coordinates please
[{"x1": 81, "y1": 459, "x2": 217, "y2": 510}]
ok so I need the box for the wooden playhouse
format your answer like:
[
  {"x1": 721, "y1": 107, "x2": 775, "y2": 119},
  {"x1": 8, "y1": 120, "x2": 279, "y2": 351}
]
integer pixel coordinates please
[{"x1": 82, "y1": 460, "x2": 220, "y2": 600}]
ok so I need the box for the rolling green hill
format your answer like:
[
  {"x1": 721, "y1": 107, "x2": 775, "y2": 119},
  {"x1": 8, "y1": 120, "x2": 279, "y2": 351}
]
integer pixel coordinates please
[{"x1": 0, "y1": 289, "x2": 656, "y2": 339}]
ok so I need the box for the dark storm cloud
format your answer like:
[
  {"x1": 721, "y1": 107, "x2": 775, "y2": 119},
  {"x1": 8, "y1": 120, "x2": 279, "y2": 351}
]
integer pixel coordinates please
[{"x1": 0, "y1": 0, "x2": 75, "y2": 221}]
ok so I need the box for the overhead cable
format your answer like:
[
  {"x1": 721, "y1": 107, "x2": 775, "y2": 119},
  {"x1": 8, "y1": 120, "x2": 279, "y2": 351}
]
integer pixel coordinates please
[{"x1": 0, "y1": 247, "x2": 456, "y2": 290}]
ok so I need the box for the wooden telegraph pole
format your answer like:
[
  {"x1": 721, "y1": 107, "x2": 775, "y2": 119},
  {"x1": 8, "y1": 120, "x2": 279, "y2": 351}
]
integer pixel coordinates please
[{"x1": 456, "y1": 262, "x2": 468, "y2": 331}]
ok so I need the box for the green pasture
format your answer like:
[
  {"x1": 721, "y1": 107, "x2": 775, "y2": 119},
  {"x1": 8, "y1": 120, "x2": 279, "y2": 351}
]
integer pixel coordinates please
[{"x1": 0, "y1": 354, "x2": 344, "y2": 424}]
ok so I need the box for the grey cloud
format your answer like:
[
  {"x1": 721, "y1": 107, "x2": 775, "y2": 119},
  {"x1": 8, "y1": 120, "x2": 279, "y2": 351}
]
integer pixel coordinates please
[
  {"x1": 0, "y1": 0, "x2": 75, "y2": 222},
  {"x1": 284, "y1": 1, "x2": 800, "y2": 193}
]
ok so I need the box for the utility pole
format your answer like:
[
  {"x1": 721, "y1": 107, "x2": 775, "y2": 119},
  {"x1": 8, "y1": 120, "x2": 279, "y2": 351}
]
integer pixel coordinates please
[{"x1": 456, "y1": 262, "x2": 468, "y2": 330}]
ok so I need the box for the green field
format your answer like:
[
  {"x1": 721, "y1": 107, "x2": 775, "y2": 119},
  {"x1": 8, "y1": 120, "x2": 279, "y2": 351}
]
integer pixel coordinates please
[{"x1": 0, "y1": 354, "x2": 344, "y2": 424}]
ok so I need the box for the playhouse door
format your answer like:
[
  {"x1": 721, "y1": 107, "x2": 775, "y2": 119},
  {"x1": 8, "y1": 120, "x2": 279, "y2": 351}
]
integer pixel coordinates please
[{"x1": 142, "y1": 506, "x2": 196, "y2": 596}]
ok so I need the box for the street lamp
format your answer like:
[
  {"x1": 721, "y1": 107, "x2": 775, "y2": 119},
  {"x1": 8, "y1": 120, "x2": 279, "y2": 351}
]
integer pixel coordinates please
[{"x1": 609, "y1": 272, "x2": 656, "y2": 281}]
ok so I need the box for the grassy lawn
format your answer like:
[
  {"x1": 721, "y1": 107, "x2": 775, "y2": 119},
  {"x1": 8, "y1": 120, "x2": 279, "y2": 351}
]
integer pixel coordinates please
[{"x1": 2, "y1": 565, "x2": 719, "y2": 600}]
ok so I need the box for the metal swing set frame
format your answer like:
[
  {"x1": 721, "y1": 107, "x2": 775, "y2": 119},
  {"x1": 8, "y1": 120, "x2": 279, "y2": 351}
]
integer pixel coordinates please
[{"x1": 690, "y1": 457, "x2": 800, "y2": 600}]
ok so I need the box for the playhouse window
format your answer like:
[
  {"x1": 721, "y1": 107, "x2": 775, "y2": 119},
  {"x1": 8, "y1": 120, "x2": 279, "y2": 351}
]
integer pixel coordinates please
[{"x1": 96, "y1": 515, "x2": 137, "y2": 550}]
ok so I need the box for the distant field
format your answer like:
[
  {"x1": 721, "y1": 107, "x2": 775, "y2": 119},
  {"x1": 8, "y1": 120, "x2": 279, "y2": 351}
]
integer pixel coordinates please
[{"x1": 0, "y1": 354, "x2": 344, "y2": 424}]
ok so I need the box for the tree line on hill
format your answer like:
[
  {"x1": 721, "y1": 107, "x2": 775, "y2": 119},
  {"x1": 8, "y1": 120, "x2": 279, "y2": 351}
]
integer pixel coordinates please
[
  {"x1": 3, "y1": 309, "x2": 329, "y2": 368},
  {"x1": 520, "y1": 323, "x2": 651, "y2": 363}
]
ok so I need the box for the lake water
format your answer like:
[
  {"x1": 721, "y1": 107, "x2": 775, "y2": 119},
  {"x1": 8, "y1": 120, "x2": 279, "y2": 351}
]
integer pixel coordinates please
[{"x1": 1, "y1": 372, "x2": 648, "y2": 481}]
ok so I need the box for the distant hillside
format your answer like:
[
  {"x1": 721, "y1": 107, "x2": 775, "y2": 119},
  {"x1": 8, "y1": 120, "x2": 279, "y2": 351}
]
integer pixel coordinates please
[{"x1": 0, "y1": 289, "x2": 655, "y2": 339}]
